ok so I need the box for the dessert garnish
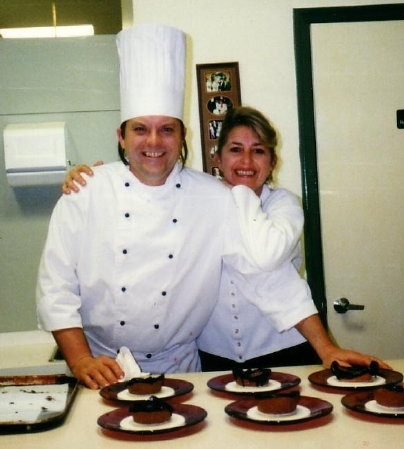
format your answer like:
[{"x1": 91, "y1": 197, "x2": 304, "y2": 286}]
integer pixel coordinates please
[
  {"x1": 232, "y1": 367, "x2": 272, "y2": 387},
  {"x1": 330, "y1": 360, "x2": 379, "y2": 380},
  {"x1": 127, "y1": 374, "x2": 164, "y2": 387}
]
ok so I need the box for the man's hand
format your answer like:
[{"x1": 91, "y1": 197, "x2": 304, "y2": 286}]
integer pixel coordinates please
[
  {"x1": 71, "y1": 355, "x2": 124, "y2": 390},
  {"x1": 52, "y1": 327, "x2": 124, "y2": 390}
]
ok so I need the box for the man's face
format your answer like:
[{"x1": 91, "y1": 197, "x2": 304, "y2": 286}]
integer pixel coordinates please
[{"x1": 117, "y1": 116, "x2": 184, "y2": 186}]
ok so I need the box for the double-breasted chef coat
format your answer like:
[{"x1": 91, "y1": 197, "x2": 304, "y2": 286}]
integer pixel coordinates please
[
  {"x1": 37, "y1": 162, "x2": 303, "y2": 373},
  {"x1": 198, "y1": 185, "x2": 318, "y2": 363}
]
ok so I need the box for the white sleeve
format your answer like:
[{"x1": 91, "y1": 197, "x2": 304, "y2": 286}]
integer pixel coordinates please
[
  {"x1": 36, "y1": 195, "x2": 85, "y2": 331},
  {"x1": 247, "y1": 262, "x2": 318, "y2": 332},
  {"x1": 230, "y1": 185, "x2": 304, "y2": 271}
]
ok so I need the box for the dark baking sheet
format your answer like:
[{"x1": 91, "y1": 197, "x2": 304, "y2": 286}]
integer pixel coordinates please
[{"x1": 0, "y1": 374, "x2": 78, "y2": 433}]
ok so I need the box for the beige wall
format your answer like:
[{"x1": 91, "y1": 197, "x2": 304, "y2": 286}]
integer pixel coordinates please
[{"x1": 132, "y1": 0, "x2": 402, "y2": 196}]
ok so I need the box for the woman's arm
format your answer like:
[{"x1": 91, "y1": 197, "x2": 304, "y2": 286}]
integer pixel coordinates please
[
  {"x1": 229, "y1": 185, "x2": 303, "y2": 271},
  {"x1": 295, "y1": 314, "x2": 390, "y2": 369}
]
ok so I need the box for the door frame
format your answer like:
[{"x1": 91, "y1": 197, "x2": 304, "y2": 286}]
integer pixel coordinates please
[{"x1": 293, "y1": 3, "x2": 404, "y2": 327}]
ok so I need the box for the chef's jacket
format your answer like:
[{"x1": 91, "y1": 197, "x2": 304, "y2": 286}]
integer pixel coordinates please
[
  {"x1": 37, "y1": 162, "x2": 303, "y2": 373},
  {"x1": 197, "y1": 185, "x2": 318, "y2": 362}
]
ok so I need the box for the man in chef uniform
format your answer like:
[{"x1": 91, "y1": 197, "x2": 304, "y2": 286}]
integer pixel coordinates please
[{"x1": 36, "y1": 24, "x2": 303, "y2": 389}]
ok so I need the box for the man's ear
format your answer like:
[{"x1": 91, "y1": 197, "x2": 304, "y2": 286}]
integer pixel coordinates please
[{"x1": 116, "y1": 127, "x2": 124, "y2": 147}]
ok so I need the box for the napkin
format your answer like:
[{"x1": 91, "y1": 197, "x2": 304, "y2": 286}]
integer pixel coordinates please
[{"x1": 116, "y1": 346, "x2": 149, "y2": 381}]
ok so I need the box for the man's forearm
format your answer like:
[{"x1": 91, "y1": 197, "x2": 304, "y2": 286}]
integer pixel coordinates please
[
  {"x1": 52, "y1": 327, "x2": 124, "y2": 389},
  {"x1": 52, "y1": 327, "x2": 93, "y2": 371}
]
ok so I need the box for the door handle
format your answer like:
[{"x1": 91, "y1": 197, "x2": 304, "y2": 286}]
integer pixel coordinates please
[{"x1": 333, "y1": 297, "x2": 365, "y2": 314}]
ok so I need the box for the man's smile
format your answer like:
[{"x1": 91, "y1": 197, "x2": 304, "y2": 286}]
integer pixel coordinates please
[{"x1": 144, "y1": 151, "x2": 164, "y2": 158}]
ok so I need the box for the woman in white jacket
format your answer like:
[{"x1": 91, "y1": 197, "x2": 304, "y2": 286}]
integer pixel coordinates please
[{"x1": 198, "y1": 106, "x2": 331, "y2": 369}]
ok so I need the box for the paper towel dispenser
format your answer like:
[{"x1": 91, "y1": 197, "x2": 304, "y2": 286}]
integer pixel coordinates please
[{"x1": 3, "y1": 122, "x2": 67, "y2": 187}]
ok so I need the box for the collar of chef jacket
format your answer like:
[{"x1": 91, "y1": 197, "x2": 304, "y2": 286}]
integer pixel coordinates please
[{"x1": 121, "y1": 162, "x2": 182, "y2": 199}]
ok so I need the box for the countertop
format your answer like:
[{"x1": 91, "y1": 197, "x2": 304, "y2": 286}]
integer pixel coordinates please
[{"x1": 1, "y1": 331, "x2": 403, "y2": 448}]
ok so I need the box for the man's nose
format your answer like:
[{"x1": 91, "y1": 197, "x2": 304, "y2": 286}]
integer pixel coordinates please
[{"x1": 146, "y1": 129, "x2": 159, "y2": 146}]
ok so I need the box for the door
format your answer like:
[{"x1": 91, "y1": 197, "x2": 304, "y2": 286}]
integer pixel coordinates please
[{"x1": 294, "y1": 5, "x2": 404, "y2": 359}]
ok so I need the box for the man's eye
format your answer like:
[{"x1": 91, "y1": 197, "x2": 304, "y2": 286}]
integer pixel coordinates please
[
  {"x1": 162, "y1": 127, "x2": 174, "y2": 133},
  {"x1": 254, "y1": 148, "x2": 266, "y2": 154},
  {"x1": 133, "y1": 127, "x2": 145, "y2": 132},
  {"x1": 229, "y1": 147, "x2": 241, "y2": 153}
]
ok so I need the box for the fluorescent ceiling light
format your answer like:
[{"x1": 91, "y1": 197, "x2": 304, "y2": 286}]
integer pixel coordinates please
[{"x1": 0, "y1": 25, "x2": 94, "y2": 39}]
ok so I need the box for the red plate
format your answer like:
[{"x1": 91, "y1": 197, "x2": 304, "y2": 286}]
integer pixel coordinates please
[
  {"x1": 308, "y1": 368, "x2": 403, "y2": 390},
  {"x1": 100, "y1": 378, "x2": 194, "y2": 404},
  {"x1": 97, "y1": 403, "x2": 207, "y2": 435},
  {"x1": 207, "y1": 371, "x2": 300, "y2": 396},
  {"x1": 225, "y1": 396, "x2": 333, "y2": 425},
  {"x1": 342, "y1": 390, "x2": 404, "y2": 418}
]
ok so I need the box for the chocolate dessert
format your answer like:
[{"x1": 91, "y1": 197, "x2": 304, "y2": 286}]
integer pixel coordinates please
[
  {"x1": 256, "y1": 390, "x2": 300, "y2": 414},
  {"x1": 129, "y1": 395, "x2": 173, "y2": 424},
  {"x1": 127, "y1": 374, "x2": 165, "y2": 394},
  {"x1": 374, "y1": 384, "x2": 404, "y2": 408}
]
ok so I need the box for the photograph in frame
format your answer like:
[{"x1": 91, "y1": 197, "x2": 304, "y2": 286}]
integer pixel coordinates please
[{"x1": 196, "y1": 62, "x2": 241, "y2": 175}]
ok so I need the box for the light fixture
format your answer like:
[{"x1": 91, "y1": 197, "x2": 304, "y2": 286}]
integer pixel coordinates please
[
  {"x1": 0, "y1": 1, "x2": 94, "y2": 39},
  {"x1": 0, "y1": 25, "x2": 94, "y2": 39}
]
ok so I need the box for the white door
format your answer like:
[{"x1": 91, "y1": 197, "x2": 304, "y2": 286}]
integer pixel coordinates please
[{"x1": 311, "y1": 20, "x2": 404, "y2": 359}]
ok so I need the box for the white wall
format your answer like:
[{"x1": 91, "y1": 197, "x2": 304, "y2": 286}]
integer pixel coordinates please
[
  {"x1": 132, "y1": 0, "x2": 403, "y2": 195},
  {"x1": 1, "y1": 0, "x2": 401, "y2": 332}
]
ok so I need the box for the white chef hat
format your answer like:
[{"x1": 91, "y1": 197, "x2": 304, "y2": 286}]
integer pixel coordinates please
[{"x1": 116, "y1": 24, "x2": 186, "y2": 124}]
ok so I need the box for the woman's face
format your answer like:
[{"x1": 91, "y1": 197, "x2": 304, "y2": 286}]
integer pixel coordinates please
[{"x1": 215, "y1": 125, "x2": 275, "y2": 195}]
